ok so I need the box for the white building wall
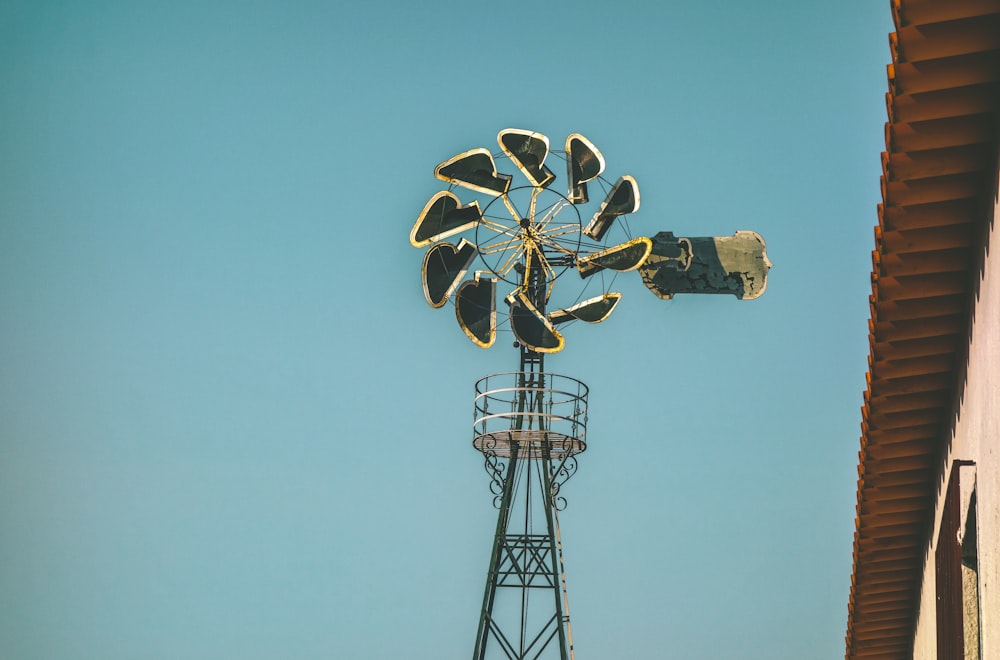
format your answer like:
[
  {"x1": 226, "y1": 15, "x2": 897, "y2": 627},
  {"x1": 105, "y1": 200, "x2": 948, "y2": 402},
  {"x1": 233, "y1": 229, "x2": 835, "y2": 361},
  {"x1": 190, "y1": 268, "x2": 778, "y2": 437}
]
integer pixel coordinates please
[
  {"x1": 912, "y1": 560, "x2": 936, "y2": 657},
  {"x1": 912, "y1": 164, "x2": 1000, "y2": 658}
]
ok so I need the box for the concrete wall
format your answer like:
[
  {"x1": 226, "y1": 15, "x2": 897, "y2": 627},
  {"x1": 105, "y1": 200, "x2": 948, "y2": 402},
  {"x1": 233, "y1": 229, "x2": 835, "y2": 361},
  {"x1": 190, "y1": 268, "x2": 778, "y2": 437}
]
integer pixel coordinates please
[{"x1": 912, "y1": 164, "x2": 1000, "y2": 658}]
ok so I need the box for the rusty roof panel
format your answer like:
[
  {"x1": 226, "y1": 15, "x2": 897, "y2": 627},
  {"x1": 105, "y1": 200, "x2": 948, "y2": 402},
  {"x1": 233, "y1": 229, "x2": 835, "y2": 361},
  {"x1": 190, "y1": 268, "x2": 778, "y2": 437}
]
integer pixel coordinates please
[
  {"x1": 870, "y1": 295, "x2": 967, "y2": 321},
  {"x1": 879, "y1": 198, "x2": 983, "y2": 231},
  {"x1": 893, "y1": 0, "x2": 1000, "y2": 28},
  {"x1": 893, "y1": 16, "x2": 1000, "y2": 62},
  {"x1": 880, "y1": 223, "x2": 977, "y2": 252},
  {"x1": 890, "y1": 53, "x2": 1000, "y2": 95},
  {"x1": 872, "y1": 315, "x2": 964, "y2": 341},
  {"x1": 872, "y1": 272, "x2": 971, "y2": 299},
  {"x1": 887, "y1": 116, "x2": 997, "y2": 154},
  {"x1": 883, "y1": 176, "x2": 983, "y2": 205},
  {"x1": 885, "y1": 144, "x2": 995, "y2": 180},
  {"x1": 864, "y1": 423, "x2": 941, "y2": 444},
  {"x1": 870, "y1": 373, "x2": 952, "y2": 396},
  {"x1": 877, "y1": 250, "x2": 973, "y2": 277},
  {"x1": 860, "y1": 497, "x2": 927, "y2": 520},
  {"x1": 888, "y1": 84, "x2": 1000, "y2": 123},
  {"x1": 861, "y1": 455, "x2": 937, "y2": 476},
  {"x1": 866, "y1": 392, "x2": 949, "y2": 414},
  {"x1": 870, "y1": 355, "x2": 955, "y2": 379}
]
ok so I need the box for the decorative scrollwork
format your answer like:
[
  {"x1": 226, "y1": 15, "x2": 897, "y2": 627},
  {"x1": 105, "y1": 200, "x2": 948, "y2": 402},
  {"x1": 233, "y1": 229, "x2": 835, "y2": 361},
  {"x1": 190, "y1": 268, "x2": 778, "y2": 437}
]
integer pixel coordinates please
[
  {"x1": 553, "y1": 455, "x2": 578, "y2": 484},
  {"x1": 486, "y1": 454, "x2": 506, "y2": 495},
  {"x1": 549, "y1": 455, "x2": 579, "y2": 509},
  {"x1": 482, "y1": 440, "x2": 507, "y2": 508}
]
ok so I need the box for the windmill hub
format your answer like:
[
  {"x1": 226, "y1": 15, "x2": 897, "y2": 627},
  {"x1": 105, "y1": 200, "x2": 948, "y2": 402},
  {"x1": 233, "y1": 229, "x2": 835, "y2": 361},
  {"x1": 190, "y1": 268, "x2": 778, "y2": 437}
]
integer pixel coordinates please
[{"x1": 519, "y1": 224, "x2": 536, "y2": 243}]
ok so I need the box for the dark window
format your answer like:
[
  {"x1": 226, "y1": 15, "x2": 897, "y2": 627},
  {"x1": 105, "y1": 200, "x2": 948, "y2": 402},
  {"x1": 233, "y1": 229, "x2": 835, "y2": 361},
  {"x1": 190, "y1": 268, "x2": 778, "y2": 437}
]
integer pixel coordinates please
[{"x1": 936, "y1": 462, "x2": 979, "y2": 660}]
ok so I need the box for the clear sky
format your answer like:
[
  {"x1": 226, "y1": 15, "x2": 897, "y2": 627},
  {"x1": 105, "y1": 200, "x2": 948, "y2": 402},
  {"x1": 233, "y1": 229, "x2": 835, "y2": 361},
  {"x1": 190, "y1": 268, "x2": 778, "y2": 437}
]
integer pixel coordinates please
[{"x1": 0, "y1": 2, "x2": 893, "y2": 658}]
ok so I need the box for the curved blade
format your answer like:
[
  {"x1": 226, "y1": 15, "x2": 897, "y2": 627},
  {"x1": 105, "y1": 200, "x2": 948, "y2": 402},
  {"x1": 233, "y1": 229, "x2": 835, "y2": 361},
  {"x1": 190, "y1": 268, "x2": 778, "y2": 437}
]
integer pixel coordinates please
[
  {"x1": 565, "y1": 133, "x2": 605, "y2": 204},
  {"x1": 577, "y1": 237, "x2": 652, "y2": 278},
  {"x1": 422, "y1": 239, "x2": 477, "y2": 308},
  {"x1": 435, "y1": 148, "x2": 512, "y2": 197},
  {"x1": 549, "y1": 293, "x2": 622, "y2": 324},
  {"x1": 498, "y1": 128, "x2": 555, "y2": 188},
  {"x1": 410, "y1": 191, "x2": 482, "y2": 247},
  {"x1": 507, "y1": 291, "x2": 564, "y2": 353},
  {"x1": 583, "y1": 175, "x2": 640, "y2": 240},
  {"x1": 455, "y1": 273, "x2": 496, "y2": 348}
]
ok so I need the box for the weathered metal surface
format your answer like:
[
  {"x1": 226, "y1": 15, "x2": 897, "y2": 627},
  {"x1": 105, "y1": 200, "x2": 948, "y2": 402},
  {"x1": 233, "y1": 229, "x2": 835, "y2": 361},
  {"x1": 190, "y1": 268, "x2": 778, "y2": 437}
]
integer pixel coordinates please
[
  {"x1": 639, "y1": 230, "x2": 771, "y2": 300},
  {"x1": 507, "y1": 290, "x2": 564, "y2": 353},
  {"x1": 434, "y1": 148, "x2": 512, "y2": 196},
  {"x1": 576, "y1": 236, "x2": 652, "y2": 278},
  {"x1": 548, "y1": 293, "x2": 621, "y2": 324},
  {"x1": 498, "y1": 128, "x2": 556, "y2": 188},
  {"x1": 582, "y1": 175, "x2": 639, "y2": 240},
  {"x1": 409, "y1": 190, "x2": 482, "y2": 247},
  {"x1": 564, "y1": 133, "x2": 604, "y2": 203},
  {"x1": 421, "y1": 239, "x2": 477, "y2": 308},
  {"x1": 455, "y1": 273, "x2": 497, "y2": 348}
]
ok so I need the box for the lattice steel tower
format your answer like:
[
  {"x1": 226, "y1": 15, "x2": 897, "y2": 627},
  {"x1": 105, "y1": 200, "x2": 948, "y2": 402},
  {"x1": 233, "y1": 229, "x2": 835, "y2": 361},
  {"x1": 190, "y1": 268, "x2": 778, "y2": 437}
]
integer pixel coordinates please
[{"x1": 408, "y1": 128, "x2": 770, "y2": 659}]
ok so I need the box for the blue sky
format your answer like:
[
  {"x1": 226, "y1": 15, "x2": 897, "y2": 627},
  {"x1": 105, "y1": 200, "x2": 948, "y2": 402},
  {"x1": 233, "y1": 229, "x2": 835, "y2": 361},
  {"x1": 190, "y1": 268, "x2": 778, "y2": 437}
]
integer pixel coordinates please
[{"x1": 1, "y1": 2, "x2": 893, "y2": 658}]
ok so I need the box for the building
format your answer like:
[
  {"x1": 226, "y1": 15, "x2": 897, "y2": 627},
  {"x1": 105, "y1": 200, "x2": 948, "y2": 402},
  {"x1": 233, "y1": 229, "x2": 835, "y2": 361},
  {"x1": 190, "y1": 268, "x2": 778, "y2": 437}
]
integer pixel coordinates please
[{"x1": 845, "y1": 1, "x2": 1000, "y2": 657}]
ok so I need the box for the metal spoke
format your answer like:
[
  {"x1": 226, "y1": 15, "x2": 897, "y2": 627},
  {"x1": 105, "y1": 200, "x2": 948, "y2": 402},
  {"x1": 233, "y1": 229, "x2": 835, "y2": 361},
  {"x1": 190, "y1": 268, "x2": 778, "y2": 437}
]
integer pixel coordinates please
[
  {"x1": 501, "y1": 194, "x2": 522, "y2": 225},
  {"x1": 480, "y1": 234, "x2": 523, "y2": 255},
  {"x1": 536, "y1": 239, "x2": 579, "y2": 259},
  {"x1": 495, "y1": 243, "x2": 526, "y2": 279},
  {"x1": 535, "y1": 199, "x2": 569, "y2": 233},
  {"x1": 537, "y1": 223, "x2": 580, "y2": 239},
  {"x1": 481, "y1": 216, "x2": 521, "y2": 237}
]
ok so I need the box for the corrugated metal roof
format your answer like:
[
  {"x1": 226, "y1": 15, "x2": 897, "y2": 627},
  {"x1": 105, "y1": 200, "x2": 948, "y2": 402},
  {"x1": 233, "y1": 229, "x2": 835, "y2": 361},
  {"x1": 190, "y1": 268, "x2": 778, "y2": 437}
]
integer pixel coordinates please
[{"x1": 846, "y1": 1, "x2": 1000, "y2": 657}]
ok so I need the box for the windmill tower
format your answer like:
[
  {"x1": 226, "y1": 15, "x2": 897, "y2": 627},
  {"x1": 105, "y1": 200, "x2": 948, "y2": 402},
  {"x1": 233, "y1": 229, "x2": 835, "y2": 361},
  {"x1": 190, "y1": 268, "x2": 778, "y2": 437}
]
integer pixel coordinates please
[{"x1": 409, "y1": 129, "x2": 771, "y2": 659}]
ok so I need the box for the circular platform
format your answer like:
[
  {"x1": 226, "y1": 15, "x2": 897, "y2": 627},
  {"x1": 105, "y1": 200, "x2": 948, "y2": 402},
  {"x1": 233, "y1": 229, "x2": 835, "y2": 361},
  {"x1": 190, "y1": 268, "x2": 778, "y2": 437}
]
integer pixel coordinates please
[{"x1": 472, "y1": 372, "x2": 588, "y2": 460}]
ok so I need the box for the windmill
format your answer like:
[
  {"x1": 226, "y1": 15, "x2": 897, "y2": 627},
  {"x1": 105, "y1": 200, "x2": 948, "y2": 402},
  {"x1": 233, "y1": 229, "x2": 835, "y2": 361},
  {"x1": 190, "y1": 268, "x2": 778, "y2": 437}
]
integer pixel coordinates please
[{"x1": 409, "y1": 129, "x2": 770, "y2": 659}]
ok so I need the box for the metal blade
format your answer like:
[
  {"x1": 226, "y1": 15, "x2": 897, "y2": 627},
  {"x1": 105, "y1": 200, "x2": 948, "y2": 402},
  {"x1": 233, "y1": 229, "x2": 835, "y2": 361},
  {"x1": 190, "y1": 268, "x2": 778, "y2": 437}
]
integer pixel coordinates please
[
  {"x1": 498, "y1": 128, "x2": 555, "y2": 188},
  {"x1": 455, "y1": 273, "x2": 496, "y2": 348},
  {"x1": 507, "y1": 291, "x2": 564, "y2": 353},
  {"x1": 565, "y1": 133, "x2": 605, "y2": 204},
  {"x1": 548, "y1": 293, "x2": 622, "y2": 324},
  {"x1": 422, "y1": 239, "x2": 477, "y2": 308},
  {"x1": 435, "y1": 148, "x2": 512, "y2": 197},
  {"x1": 410, "y1": 191, "x2": 482, "y2": 247},
  {"x1": 582, "y1": 175, "x2": 639, "y2": 240},
  {"x1": 576, "y1": 237, "x2": 652, "y2": 278}
]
